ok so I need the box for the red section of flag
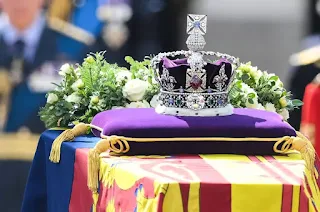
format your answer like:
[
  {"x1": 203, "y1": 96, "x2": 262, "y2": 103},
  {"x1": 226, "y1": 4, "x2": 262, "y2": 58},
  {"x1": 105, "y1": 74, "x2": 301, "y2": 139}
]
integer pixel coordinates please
[
  {"x1": 192, "y1": 155, "x2": 231, "y2": 212},
  {"x1": 248, "y1": 156, "x2": 293, "y2": 212},
  {"x1": 299, "y1": 186, "x2": 309, "y2": 212},
  {"x1": 141, "y1": 155, "x2": 232, "y2": 212},
  {"x1": 157, "y1": 193, "x2": 165, "y2": 212},
  {"x1": 179, "y1": 183, "x2": 190, "y2": 212},
  {"x1": 69, "y1": 149, "x2": 93, "y2": 212}
]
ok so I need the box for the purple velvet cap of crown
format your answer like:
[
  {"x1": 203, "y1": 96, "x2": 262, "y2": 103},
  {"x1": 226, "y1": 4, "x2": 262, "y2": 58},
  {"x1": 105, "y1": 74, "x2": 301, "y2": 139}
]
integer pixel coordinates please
[
  {"x1": 161, "y1": 57, "x2": 230, "y2": 68},
  {"x1": 91, "y1": 108, "x2": 296, "y2": 138}
]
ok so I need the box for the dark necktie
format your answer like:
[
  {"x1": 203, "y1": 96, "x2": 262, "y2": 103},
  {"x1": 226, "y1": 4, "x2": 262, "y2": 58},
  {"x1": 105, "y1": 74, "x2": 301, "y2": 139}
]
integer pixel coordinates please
[
  {"x1": 10, "y1": 39, "x2": 25, "y2": 84},
  {"x1": 12, "y1": 39, "x2": 25, "y2": 59}
]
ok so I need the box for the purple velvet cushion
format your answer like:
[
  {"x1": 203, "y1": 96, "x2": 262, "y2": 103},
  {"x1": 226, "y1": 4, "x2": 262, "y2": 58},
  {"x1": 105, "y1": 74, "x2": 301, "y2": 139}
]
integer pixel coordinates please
[{"x1": 91, "y1": 108, "x2": 296, "y2": 155}]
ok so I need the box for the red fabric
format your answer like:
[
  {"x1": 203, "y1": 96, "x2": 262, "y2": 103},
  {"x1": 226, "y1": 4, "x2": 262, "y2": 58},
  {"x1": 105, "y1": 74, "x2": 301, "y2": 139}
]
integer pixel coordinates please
[
  {"x1": 69, "y1": 149, "x2": 93, "y2": 212},
  {"x1": 301, "y1": 83, "x2": 320, "y2": 155}
]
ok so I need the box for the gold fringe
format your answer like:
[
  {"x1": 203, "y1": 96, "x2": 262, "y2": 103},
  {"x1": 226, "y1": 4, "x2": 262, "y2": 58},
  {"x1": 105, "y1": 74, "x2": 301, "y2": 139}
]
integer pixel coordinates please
[{"x1": 49, "y1": 123, "x2": 89, "y2": 163}]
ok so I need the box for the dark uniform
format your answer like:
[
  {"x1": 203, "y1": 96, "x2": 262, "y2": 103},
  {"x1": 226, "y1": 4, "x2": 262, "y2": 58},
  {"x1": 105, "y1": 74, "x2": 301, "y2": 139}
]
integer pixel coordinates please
[
  {"x1": 90, "y1": 0, "x2": 190, "y2": 66},
  {"x1": 0, "y1": 11, "x2": 93, "y2": 212},
  {"x1": 287, "y1": 0, "x2": 320, "y2": 130}
]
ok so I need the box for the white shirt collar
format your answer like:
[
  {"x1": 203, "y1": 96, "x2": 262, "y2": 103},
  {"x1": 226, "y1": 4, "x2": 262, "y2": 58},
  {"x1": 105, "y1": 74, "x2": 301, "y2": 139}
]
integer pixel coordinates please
[{"x1": 0, "y1": 11, "x2": 46, "y2": 60}]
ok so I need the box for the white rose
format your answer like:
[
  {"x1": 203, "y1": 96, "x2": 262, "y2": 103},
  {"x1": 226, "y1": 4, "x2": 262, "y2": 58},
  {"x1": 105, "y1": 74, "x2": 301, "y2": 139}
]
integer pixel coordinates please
[
  {"x1": 122, "y1": 79, "x2": 149, "y2": 101},
  {"x1": 71, "y1": 79, "x2": 84, "y2": 91},
  {"x1": 264, "y1": 102, "x2": 276, "y2": 112},
  {"x1": 112, "y1": 106, "x2": 124, "y2": 109},
  {"x1": 66, "y1": 93, "x2": 81, "y2": 103},
  {"x1": 115, "y1": 70, "x2": 132, "y2": 83},
  {"x1": 47, "y1": 93, "x2": 58, "y2": 104},
  {"x1": 126, "y1": 100, "x2": 150, "y2": 108},
  {"x1": 59, "y1": 63, "x2": 72, "y2": 76},
  {"x1": 279, "y1": 109, "x2": 290, "y2": 121},
  {"x1": 150, "y1": 94, "x2": 160, "y2": 108}
]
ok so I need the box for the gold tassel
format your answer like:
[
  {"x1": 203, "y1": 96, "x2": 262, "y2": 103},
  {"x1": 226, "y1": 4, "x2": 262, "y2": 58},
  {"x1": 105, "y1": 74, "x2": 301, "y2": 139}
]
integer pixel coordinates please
[
  {"x1": 92, "y1": 192, "x2": 99, "y2": 212},
  {"x1": 274, "y1": 131, "x2": 316, "y2": 177},
  {"x1": 87, "y1": 139, "x2": 111, "y2": 196},
  {"x1": 292, "y1": 132, "x2": 316, "y2": 177},
  {"x1": 49, "y1": 123, "x2": 89, "y2": 163}
]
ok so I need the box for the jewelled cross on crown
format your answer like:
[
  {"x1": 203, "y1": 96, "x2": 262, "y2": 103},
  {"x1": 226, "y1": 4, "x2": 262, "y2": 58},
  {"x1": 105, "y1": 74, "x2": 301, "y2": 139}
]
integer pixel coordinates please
[
  {"x1": 185, "y1": 14, "x2": 208, "y2": 93},
  {"x1": 186, "y1": 14, "x2": 207, "y2": 52}
]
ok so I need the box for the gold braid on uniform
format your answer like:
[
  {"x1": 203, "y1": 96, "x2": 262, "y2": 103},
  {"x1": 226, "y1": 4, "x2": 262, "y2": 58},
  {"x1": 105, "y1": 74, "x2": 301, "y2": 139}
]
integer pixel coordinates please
[
  {"x1": 47, "y1": 0, "x2": 73, "y2": 22},
  {"x1": 46, "y1": 0, "x2": 96, "y2": 46},
  {"x1": 289, "y1": 45, "x2": 320, "y2": 66},
  {"x1": 47, "y1": 17, "x2": 96, "y2": 46}
]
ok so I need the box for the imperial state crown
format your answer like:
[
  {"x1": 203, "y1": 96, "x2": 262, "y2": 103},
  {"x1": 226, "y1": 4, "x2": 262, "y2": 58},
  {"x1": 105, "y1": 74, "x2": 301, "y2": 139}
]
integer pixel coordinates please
[{"x1": 151, "y1": 14, "x2": 240, "y2": 116}]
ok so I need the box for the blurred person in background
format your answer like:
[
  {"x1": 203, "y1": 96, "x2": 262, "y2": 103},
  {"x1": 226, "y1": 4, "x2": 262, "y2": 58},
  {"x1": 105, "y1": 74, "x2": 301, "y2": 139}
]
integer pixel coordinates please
[
  {"x1": 0, "y1": 0, "x2": 94, "y2": 134},
  {"x1": 0, "y1": 0, "x2": 94, "y2": 211},
  {"x1": 288, "y1": 0, "x2": 320, "y2": 130}
]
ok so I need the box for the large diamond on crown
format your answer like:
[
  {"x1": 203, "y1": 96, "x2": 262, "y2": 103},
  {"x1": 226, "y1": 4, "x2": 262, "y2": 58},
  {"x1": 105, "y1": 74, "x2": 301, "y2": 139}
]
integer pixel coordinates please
[{"x1": 186, "y1": 94, "x2": 205, "y2": 110}]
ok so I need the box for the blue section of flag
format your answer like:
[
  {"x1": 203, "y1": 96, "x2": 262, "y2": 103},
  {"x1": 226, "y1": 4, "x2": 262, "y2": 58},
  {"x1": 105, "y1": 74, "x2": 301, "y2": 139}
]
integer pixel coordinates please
[{"x1": 21, "y1": 130, "x2": 98, "y2": 212}]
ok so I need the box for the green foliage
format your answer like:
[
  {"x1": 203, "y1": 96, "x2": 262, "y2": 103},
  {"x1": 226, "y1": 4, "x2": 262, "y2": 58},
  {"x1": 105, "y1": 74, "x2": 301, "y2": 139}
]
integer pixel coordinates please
[
  {"x1": 228, "y1": 62, "x2": 303, "y2": 120},
  {"x1": 39, "y1": 55, "x2": 302, "y2": 128},
  {"x1": 39, "y1": 52, "x2": 159, "y2": 128}
]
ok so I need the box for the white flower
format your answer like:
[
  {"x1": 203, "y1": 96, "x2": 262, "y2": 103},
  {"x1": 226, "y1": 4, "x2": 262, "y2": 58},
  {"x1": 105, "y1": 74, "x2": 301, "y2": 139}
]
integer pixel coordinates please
[
  {"x1": 279, "y1": 96, "x2": 288, "y2": 108},
  {"x1": 71, "y1": 79, "x2": 84, "y2": 91},
  {"x1": 245, "y1": 98, "x2": 258, "y2": 109},
  {"x1": 115, "y1": 70, "x2": 132, "y2": 83},
  {"x1": 150, "y1": 94, "x2": 160, "y2": 108},
  {"x1": 265, "y1": 102, "x2": 276, "y2": 112},
  {"x1": 251, "y1": 69, "x2": 262, "y2": 82},
  {"x1": 256, "y1": 103, "x2": 265, "y2": 110},
  {"x1": 126, "y1": 100, "x2": 150, "y2": 108},
  {"x1": 90, "y1": 96, "x2": 99, "y2": 104},
  {"x1": 272, "y1": 87, "x2": 283, "y2": 96},
  {"x1": 47, "y1": 93, "x2": 58, "y2": 104},
  {"x1": 74, "y1": 67, "x2": 81, "y2": 76},
  {"x1": 59, "y1": 63, "x2": 72, "y2": 76},
  {"x1": 112, "y1": 106, "x2": 124, "y2": 109},
  {"x1": 122, "y1": 79, "x2": 149, "y2": 102},
  {"x1": 245, "y1": 98, "x2": 264, "y2": 110},
  {"x1": 66, "y1": 93, "x2": 81, "y2": 103},
  {"x1": 279, "y1": 109, "x2": 290, "y2": 121}
]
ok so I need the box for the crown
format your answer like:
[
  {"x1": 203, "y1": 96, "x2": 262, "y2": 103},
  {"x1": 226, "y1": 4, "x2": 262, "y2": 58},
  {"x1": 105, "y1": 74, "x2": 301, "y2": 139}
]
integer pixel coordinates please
[{"x1": 151, "y1": 14, "x2": 240, "y2": 117}]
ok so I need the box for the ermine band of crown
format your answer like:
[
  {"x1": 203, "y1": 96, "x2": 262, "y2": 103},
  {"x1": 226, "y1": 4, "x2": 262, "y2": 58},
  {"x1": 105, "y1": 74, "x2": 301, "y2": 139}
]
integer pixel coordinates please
[{"x1": 151, "y1": 50, "x2": 240, "y2": 84}]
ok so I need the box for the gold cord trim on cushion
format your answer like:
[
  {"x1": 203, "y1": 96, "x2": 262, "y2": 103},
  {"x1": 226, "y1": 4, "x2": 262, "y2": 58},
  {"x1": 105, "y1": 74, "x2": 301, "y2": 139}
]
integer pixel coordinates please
[{"x1": 48, "y1": 122, "x2": 318, "y2": 209}]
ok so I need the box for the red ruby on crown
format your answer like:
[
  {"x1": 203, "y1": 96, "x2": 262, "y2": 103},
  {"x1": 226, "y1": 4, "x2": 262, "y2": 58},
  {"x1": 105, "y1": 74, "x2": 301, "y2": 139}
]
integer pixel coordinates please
[{"x1": 190, "y1": 75, "x2": 202, "y2": 89}]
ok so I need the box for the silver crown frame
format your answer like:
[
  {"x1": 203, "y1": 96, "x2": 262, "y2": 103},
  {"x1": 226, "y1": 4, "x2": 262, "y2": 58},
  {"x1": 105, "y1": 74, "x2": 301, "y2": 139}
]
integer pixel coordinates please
[{"x1": 151, "y1": 14, "x2": 240, "y2": 116}]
